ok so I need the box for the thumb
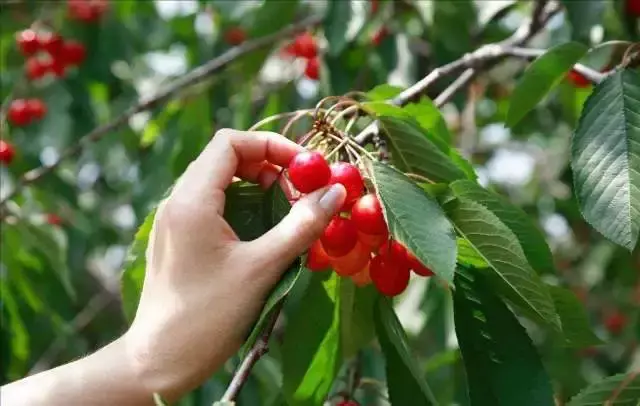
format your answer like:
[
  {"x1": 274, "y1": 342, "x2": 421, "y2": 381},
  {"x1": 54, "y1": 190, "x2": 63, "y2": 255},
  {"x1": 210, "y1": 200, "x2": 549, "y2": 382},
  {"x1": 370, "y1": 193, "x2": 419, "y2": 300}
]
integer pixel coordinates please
[{"x1": 246, "y1": 183, "x2": 346, "y2": 272}]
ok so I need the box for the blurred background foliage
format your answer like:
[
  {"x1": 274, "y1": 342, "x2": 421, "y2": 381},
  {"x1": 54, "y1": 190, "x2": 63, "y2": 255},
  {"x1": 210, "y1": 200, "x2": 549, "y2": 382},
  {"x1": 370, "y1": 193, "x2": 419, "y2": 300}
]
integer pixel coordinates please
[{"x1": 0, "y1": 0, "x2": 638, "y2": 405}]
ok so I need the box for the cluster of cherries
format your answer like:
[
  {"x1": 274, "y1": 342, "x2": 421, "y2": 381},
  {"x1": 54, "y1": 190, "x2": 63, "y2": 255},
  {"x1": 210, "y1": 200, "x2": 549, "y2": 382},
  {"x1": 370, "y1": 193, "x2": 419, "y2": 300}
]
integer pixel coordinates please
[
  {"x1": 282, "y1": 32, "x2": 320, "y2": 81},
  {"x1": 287, "y1": 151, "x2": 433, "y2": 297}
]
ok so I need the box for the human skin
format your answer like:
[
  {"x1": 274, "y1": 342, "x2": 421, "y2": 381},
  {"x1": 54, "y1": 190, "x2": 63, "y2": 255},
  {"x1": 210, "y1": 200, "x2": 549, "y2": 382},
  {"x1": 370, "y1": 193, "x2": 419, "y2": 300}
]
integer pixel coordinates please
[{"x1": 1, "y1": 129, "x2": 346, "y2": 405}]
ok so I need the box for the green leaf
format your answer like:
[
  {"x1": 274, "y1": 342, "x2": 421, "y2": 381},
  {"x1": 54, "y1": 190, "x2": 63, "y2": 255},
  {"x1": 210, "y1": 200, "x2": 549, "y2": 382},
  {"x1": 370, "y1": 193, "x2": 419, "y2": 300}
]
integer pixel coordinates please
[
  {"x1": 571, "y1": 69, "x2": 640, "y2": 251},
  {"x1": 507, "y1": 42, "x2": 589, "y2": 128},
  {"x1": 324, "y1": 0, "x2": 352, "y2": 56},
  {"x1": 457, "y1": 237, "x2": 489, "y2": 268},
  {"x1": 224, "y1": 182, "x2": 268, "y2": 241},
  {"x1": 403, "y1": 98, "x2": 452, "y2": 145},
  {"x1": 567, "y1": 372, "x2": 640, "y2": 406},
  {"x1": 370, "y1": 162, "x2": 457, "y2": 283},
  {"x1": 282, "y1": 273, "x2": 342, "y2": 406},
  {"x1": 241, "y1": 185, "x2": 303, "y2": 356},
  {"x1": 453, "y1": 269, "x2": 555, "y2": 406},
  {"x1": 548, "y1": 286, "x2": 602, "y2": 348},
  {"x1": 340, "y1": 281, "x2": 377, "y2": 359},
  {"x1": 366, "y1": 84, "x2": 405, "y2": 101},
  {"x1": 120, "y1": 209, "x2": 156, "y2": 321},
  {"x1": 444, "y1": 198, "x2": 559, "y2": 329},
  {"x1": 374, "y1": 297, "x2": 437, "y2": 406},
  {"x1": 374, "y1": 114, "x2": 468, "y2": 183},
  {"x1": 450, "y1": 180, "x2": 554, "y2": 274}
]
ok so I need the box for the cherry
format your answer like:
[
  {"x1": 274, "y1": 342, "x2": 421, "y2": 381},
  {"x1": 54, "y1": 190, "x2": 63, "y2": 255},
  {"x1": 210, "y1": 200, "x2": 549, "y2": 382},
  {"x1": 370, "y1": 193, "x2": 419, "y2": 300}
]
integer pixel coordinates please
[
  {"x1": 321, "y1": 216, "x2": 358, "y2": 257},
  {"x1": 567, "y1": 70, "x2": 590, "y2": 88},
  {"x1": 46, "y1": 214, "x2": 63, "y2": 226},
  {"x1": 358, "y1": 231, "x2": 388, "y2": 251},
  {"x1": 16, "y1": 29, "x2": 40, "y2": 56},
  {"x1": 288, "y1": 151, "x2": 331, "y2": 193},
  {"x1": 26, "y1": 57, "x2": 47, "y2": 80},
  {"x1": 331, "y1": 241, "x2": 370, "y2": 276},
  {"x1": 372, "y1": 27, "x2": 388, "y2": 46},
  {"x1": 329, "y1": 162, "x2": 364, "y2": 210},
  {"x1": 604, "y1": 311, "x2": 627, "y2": 335},
  {"x1": 7, "y1": 100, "x2": 31, "y2": 126},
  {"x1": 0, "y1": 140, "x2": 16, "y2": 165},
  {"x1": 370, "y1": 254, "x2": 410, "y2": 297},
  {"x1": 407, "y1": 251, "x2": 434, "y2": 277},
  {"x1": 39, "y1": 32, "x2": 64, "y2": 56},
  {"x1": 627, "y1": 0, "x2": 640, "y2": 16},
  {"x1": 307, "y1": 240, "x2": 331, "y2": 271},
  {"x1": 44, "y1": 57, "x2": 66, "y2": 78},
  {"x1": 68, "y1": 0, "x2": 108, "y2": 22},
  {"x1": 304, "y1": 57, "x2": 319, "y2": 80},
  {"x1": 337, "y1": 401, "x2": 360, "y2": 406},
  {"x1": 26, "y1": 99, "x2": 47, "y2": 120},
  {"x1": 370, "y1": 0, "x2": 379, "y2": 14},
  {"x1": 224, "y1": 27, "x2": 247, "y2": 46},
  {"x1": 292, "y1": 32, "x2": 318, "y2": 59},
  {"x1": 61, "y1": 40, "x2": 86, "y2": 66},
  {"x1": 378, "y1": 240, "x2": 409, "y2": 266},
  {"x1": 351, "y1": 265, "x2": 372, "y2": 287},
  {"x1": 352, "y1": 194, "x2": 387, "y2": 235}
]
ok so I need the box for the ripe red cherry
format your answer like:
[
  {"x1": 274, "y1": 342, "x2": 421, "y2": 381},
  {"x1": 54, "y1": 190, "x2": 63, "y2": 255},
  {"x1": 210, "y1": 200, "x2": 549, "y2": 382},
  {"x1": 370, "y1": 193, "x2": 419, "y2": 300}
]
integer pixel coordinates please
[
  {"x1": 7, "y1": 100, "x2": 31, "y2": 126},
  {"x1": 337, "y1": 401, "x2": 360, "y2": 406},
  {"x1": 288, "y1": 151, "x2": 331, "y2": 193},
  {"x1": 331, "y1": 242, "x2": 370, "y2": 276},
  {"x1": 379, "y1": 240, "x2": 409, "y2": 265},
  {"x1": 0, "y1": 140, "x2": 16, "y2": 165},
  {"x1": 627, "y1": 0, "x2": 640, "y2": 16},
  {"x1": 407, "y1": 252, "x2": 434, "y2": 277},
  {"x1": 26, "y1": 99, "x2": 47, "y2": 120},
  {"x1": 61, "y1": 40, "x2": 86, "y2": 66},
  {"x1": 329, "y1": 162, "x2": 364, "y2": 210},
  {"x1": 39, "y1": 32, "x2": 64, "y2": 56},
  {"x1": 372, "y1": 27, "x2": 388, "y2": 46},
  {"x1": 68, "y1": 0, "x2": 108, "y2": 22},
  {"x1": 44, "y1": 58, "x2": 66, "y2": 78},
  {"x1": 370, "y1": 254, "x2": 410, "y2": 297},
  {"x1": 304, "y1": 57, "x2": 320, "y2": 80},
  {"x1": 567, "y1": 70, "x2": 590, "y2": 88},
  {"x1": 321, "y1": 216, "x2": 358, "y2": 257},
  {"x1": 26, "y1": 57, "x2": 47, "y2": 80},
  {"x1": 352, "y1": 194, "x2": 387, "y2": 235},
  {"x1": 306, "y1": 240, "x2": 331, "y2": 271},
  {"x1": 293, "y1": 32, "x2": 318, "y2": 59},
  {"x1": 224, "y1": 27, "x2": 247, "y2": 46},
  {"x1": 358, "y1": 231, "x2": 388, "y2": 250},
  {"x1": 351, "y1": 265, "x2": 372, "y2": 287},
  {"x1": 604, "y1": 311, "x2": 627, "y2": 335},
  {"x1": 16, "y1": 29, "x2": 40, "y2": 56}
]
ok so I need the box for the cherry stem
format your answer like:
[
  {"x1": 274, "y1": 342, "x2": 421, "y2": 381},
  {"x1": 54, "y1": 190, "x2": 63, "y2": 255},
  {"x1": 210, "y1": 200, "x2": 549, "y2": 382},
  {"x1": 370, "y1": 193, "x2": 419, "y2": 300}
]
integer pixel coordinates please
[{"x1": 406, "y1": 172, "x2": 434, "y2": 184}]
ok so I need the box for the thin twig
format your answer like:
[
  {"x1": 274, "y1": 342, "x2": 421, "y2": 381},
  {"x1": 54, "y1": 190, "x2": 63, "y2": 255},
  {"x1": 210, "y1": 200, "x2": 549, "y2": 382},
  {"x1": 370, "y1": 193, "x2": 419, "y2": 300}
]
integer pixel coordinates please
[
  {"x1": 0, "y1": 15, "x2": 322, "y2": 207},
  {"x1": 220, "y1": 302, "x2": 284, "y2": 402},
  {"x1": 433, "y1": 68, "x2": 477, "y2": 107}
]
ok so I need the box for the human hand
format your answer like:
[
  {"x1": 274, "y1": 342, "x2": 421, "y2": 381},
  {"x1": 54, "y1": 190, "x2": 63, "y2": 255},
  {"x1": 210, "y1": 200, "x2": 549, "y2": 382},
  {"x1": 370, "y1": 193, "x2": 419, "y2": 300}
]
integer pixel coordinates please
[{"x1": 125, "y1": 129, "x2": 346, "y2": 401}]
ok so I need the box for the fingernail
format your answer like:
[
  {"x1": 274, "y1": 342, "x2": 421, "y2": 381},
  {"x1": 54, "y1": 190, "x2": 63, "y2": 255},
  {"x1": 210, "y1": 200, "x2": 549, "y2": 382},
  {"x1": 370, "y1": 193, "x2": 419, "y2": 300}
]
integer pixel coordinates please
[{"x1": 319, "y1": 184, "x2": 346, "y2": 212}]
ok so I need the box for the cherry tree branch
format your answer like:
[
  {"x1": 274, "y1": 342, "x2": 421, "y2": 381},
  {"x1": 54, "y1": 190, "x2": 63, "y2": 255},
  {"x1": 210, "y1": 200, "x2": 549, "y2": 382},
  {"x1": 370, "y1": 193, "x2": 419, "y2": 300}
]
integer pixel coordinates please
[{"x1": 0, "y1": 15, "x2": 322, "y2": 207}]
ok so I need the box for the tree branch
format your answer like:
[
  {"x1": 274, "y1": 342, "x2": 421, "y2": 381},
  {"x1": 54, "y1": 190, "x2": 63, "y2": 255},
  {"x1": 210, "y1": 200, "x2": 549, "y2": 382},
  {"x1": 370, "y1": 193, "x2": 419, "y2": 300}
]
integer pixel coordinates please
[{"x1": 0, "y1": 15, "x2": 322, "y2": 208}]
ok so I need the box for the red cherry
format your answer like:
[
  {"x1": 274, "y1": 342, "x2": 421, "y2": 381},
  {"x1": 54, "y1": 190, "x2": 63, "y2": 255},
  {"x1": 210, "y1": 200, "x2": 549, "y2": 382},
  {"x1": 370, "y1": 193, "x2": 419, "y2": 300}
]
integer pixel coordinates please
[
  {"x1": 7, "y1": 100, "x2": 31, "y2": 126},
  {"x1": 68, "y1": 0, "x2": 108, "y2": 22},
  {"x1": 224, "y1": 27, "x2": 247, "y2": 46},
  {"x1": 16, "y1": 29, "x2": 40, "y2": 56},
  {"x1": 407, "y1": 252, "x2": 434, "y2": 277},
  {"x1": 627, "y1": 0, "x2": 640, "y2": 16},
  {"x1": 61, "y1": 40, "x2": 86, "y2": 66},
  {"x1": 604, "y1": 311, "x2": 627, "y2": 335},
  {"x1": 292, "y1": 32, "x2": 318, "y2": 59},
  {"x1": 567, "y1": 70, "x2": 590, "y2": 88},
  {"x1": 370, "y1": 254, "x2": 410, "y2": 297},
  {"x1": 0, "y1": 140, "x2": 16, "y2": 165},
  {"x1": 329, "y1": 162, "x2": 364, "y2": 210},
  {"x1": 321, "y1": 216, "x2": 358, "y2": 257},
  {"x1": 372, "y1": 27, "x2": 388, "y2": 46},
  {"x1": 287, "y1": 151, "x2": 331, "y2": 193},
  {"x1": 306, "y1": 240, "x2": 331, "y2": 271},
  {"x1": 331, "y1": 242, "x2": 370, "y2": 276},
  {"x1": 304, "y1": 57, "x2": 320, "y2": 80},
  {"x1": 378, "y1": 240, "x2": 409, "y2": 266},
  {"x1": 26, "y1": 99, "x2": 47, "y2": 120},
  {"x1": 337, "y1": 401, "x2": 360, "y2": 406},
  {"x1": 25, "y1": 57, "x2": 47, "y2": 80},
  {"x1": 370, "y1": 0, "x2": 379, "y2": 14},
  {"x1": 358, "y1": 231, "x2": 388, "y2": 251},
  {"x1": 46, "y1": 214, "x2": 63, "y2": 226},
  {"x1": 351, "y1": 265, "x2": 372, "y2": 287},
  {"x1": 352, "y1": 194, "x2": 387, "y2": 235},
  {"x1": 44, "y1": 57, "x2": 66, "y2": 78},
  {"x1": 38, "y1": 32, "x2": 64, "y2": 56}
]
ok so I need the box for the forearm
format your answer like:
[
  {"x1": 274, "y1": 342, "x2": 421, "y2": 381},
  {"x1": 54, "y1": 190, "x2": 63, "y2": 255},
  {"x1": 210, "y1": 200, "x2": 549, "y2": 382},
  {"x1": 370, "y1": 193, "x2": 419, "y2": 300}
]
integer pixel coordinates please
[{"x1": 1, "y1": 335, "x2": 155, "y2": 406}]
